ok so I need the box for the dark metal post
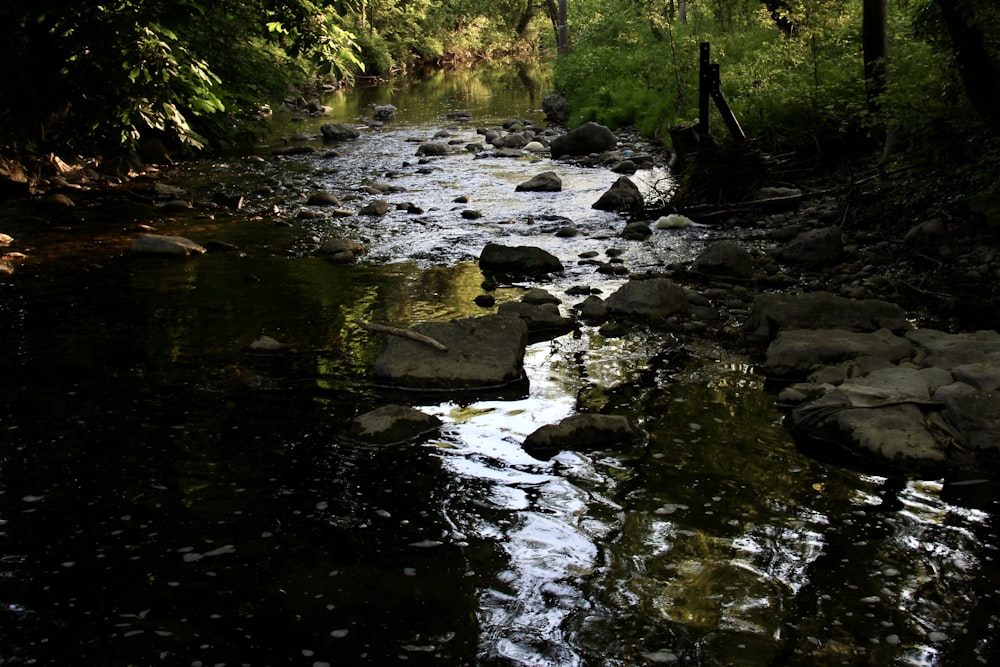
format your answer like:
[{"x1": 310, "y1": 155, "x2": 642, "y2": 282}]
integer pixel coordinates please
[
  {"x1": 699, "y1": 42, "x2": 711, "y2": 136},
  {"x1": 710, "y1": 64, "x2": 746, "y2": 140}
]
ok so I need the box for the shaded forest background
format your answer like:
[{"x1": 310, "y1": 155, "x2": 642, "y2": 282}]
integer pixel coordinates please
[{"x1": 1, "y1": 0, "x2": 998, "y2": 217}]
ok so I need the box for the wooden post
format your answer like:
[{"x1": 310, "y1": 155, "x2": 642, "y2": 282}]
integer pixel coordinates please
[
  {"x1": 709, "y1": 64, "x2": 746, "y2": 140},
  {"x1": 699, "y1": 42, "x2": 711, "y2": 136}
]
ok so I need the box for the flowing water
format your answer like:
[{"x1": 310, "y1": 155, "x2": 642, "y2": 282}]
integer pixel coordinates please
[{"x1": 1, "y1": 62, "x2": 998, "y2": 666}]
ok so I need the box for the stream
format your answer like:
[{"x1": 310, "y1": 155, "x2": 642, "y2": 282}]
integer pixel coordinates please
[{"x1": 1, "y1": 62, "x2": 998, "y2": 666}]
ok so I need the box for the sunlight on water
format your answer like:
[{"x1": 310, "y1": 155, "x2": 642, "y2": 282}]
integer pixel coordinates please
[{"x1": 1, "y1": 63, "x2": 998, "y2": 666}]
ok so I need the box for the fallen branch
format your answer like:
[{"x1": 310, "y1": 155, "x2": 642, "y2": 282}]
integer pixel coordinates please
[{"x1": 358, "y1": 320, "x2": 448, "y2": 352}]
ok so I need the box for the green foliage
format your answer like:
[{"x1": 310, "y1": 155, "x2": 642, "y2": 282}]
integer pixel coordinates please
[
  {"x1": 0, "y1": 0, "x2": 365, "y2": 154},
  {"x1": 556, "y1": 0, "x2": 875, "y2": 153}
]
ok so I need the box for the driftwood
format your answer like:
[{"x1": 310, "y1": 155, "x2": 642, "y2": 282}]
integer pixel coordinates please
[{"x1": 358, "y1": 320, "x2": 448, "y2": 352}]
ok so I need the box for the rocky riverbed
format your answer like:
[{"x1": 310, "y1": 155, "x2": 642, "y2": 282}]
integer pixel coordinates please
[
  {"x1": 3, "y1": 99, "x2": 1000, "y2": 480},
  {"x1": 2, "y1": 68, "x2": 999, "y2": 665}
]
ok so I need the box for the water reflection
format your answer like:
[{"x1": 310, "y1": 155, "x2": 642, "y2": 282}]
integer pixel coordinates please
[{"x1": 2, "y1": 63, "x2": 998, "y2": 666}]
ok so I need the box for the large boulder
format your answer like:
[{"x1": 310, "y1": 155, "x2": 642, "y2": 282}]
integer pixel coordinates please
[
  {"x1": 744, "y1": 292, "x2": 911, "y2": 339},
  {"x1": 348, "y1": 404, "x2": 442, "y2": 445},
  {"x1": 130, "y1": 234, "x2": 206, "y2": 257},
  {"x1": 764, "y1": 328, "x2": 914, "y2": 380},
  {"x1": 372, "y1": 314, "x2": 529, "y2": 392},
  {"x1": 783, "y1": 327, "x2": 1000, "y2": 473},
  {"x1": 373, "y1": 104, "x2": 397, "y2": 121},
  {"x1": 604, "y1": 278, "x2": 689, "y2": 320},
  {"x1": 772, "y1": 226, "x2": 843, "y2": 267},
  {"x1": 905, "y1": 329, "x2": 1000, "y2": 369},
  {"x1": 691, "y1": 240, "x2": 754, "y2": 280},
  {"x1": 550, "y1": 121, "x2": 617, "y2": 157},
  {"x1": 479, "y1": 242, "x2": 564, "y2": 275},
  {"x1": 542, "y1": 94, "x2": 570, "y2": 124},
  {"x1": 522, "y1": 413, "x2": 641, "y2": 460},
  {"x1": 320, "y1": 122, "x2": 361, "y2": 141},
  {"x1": 592, "y1": 176, "x2": 644, "y2": 212}
]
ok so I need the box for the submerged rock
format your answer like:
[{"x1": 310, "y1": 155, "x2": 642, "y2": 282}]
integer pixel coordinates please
[
  {"x1": 130, "y1": 234, "x2": 205, "y2": 257},
  {"x1": 348, "y1": 404, "x2": 442, "y2": 445}
]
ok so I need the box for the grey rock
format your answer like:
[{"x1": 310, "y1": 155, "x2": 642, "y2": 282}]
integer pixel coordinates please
[
  {"x1": 372, "y1": 314, "x2": 529, "y2": 391},
  {"x1": 744, "y1": 291, "x2": 911, "y2": 339},
  {"x1": 550, "y1": 121, "x2": 617, "y2": 157},
  {"x1": 498, "y1": 302, "x2": 575, "y2": 340},
  {"x1": 348, "y1": 404, "x2": 442, "y2": 445},
  {"x1": 542, "y1": 93, "x2": 570, "y2": 124},
  {"x1": 621, "y1": 221, "x2": 652, "y2": 240},
  {"x1": 604, "y1": 278, "x2": 689, "y2": 320},
  {"x1": 359, "y1": 199, "x2": 390, "y2": 216},
  {"x1": 523, "y1": 413, "x2": 641, "y2": 460},
  {"x1": 773, "y1": 225, "x2": 843, "y2": 267},
  {"x1": 906, "y1": 329, "x2": 1000, "y2": 370},
  {"x1": 373, "y1": 104, "x2": 397, "y2": 121},
  {"x1": 130, "y1": 234, "x2": 206, "y2": 257},
  {"x1": 415, "y1": 142, "x2": 449, "y2": 156},
  {"x1": 935, "y1": 382, "x2": 1000, "y2": 453},
  {"x1": 320, "y1": 122, "x2": 361, "y2": 141},
  {"x1": 592, "y1": 176, "x2": 644, "y2": 212},
  {"x1": 764, "y1": 328, "x2": 913, "y2": 380},
  {"x1": 515, "y1": 171, "x2": 562, "y2": 192},
  {"x1": 692, "y1": 240, "x2": 754, "y2": 280},
  {"x1": 307, "y1": 192, "x2": 342, "y2": 207},
  {"x1": 479, "y1": 242, "x2": 564, "y2": 275}
]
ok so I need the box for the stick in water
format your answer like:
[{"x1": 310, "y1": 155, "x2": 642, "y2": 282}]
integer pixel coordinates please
[{"x1": 357, "y1": 320, "x2": 448, "y2": 352}]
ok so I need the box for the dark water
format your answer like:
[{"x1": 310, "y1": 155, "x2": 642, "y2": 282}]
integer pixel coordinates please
[{"x1": 1, "y1": 63, "x2": 999, "y2": 666}]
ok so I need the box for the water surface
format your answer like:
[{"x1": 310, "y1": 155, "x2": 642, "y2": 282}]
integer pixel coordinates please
[{"x1": 1, "y1": 62, "x2": 998, "y2": 666}]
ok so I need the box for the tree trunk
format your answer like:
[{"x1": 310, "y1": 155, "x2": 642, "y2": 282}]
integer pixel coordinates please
[
  {"x1": 862, "y1": 0, "x2": 889, "y2": 115},
  {"x1": 935, "y1": 0, "x2": 1000, "y2": 132},
  {"x1": 543, "y1": 0, "x2": 570, "y2": 53}
]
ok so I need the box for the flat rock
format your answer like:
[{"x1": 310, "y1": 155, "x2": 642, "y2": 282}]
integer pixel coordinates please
[
  {"x1": 604, "y1": 278, "x2": 689, "y2": 320},
  {"x1": 320, "y1": 123, "x2": 361, "y2": 141},
  {"x1": 764, "y1": 328, "x2": 913, "y2": 380},
  {"x1": 906, "y1": 329, "x2": 1000, "y2": 369},
  {"x1": 744, "y1": 291, "x2": 911, "y2": 339},
  {"x1": 130, "y1": 234, "x2": 206, "y2": 257},
  {"x1": 497, "y1": 301, "x2": 575, "y2": 340},
  {"x1": 348, "y1": 404, "x2": 443, "y2": 445},
  {"x1": 372, "y1": 314, "x2": 529, "y2": 392}
]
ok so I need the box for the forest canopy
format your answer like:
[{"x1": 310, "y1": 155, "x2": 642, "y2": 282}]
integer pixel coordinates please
[{"x1": 0, "y1": 0, "x2": 552, "y2": 155}]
